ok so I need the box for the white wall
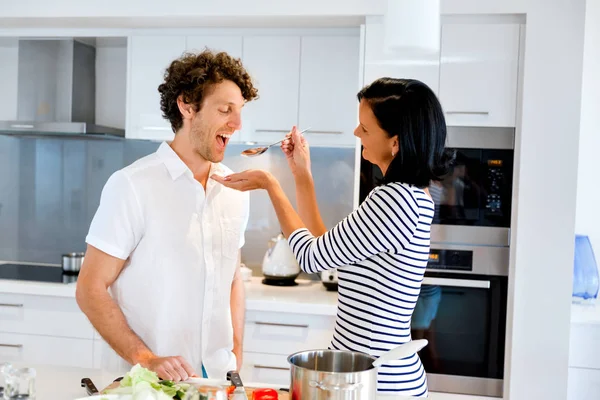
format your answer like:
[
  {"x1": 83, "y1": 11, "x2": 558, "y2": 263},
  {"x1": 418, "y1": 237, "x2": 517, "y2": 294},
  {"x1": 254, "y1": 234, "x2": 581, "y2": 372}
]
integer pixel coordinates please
[
  {"x1": 95, "y1": 39, "x2": 127, "y2": 129},
  {"x1": 576, "y1": 0, "x2": 600, "y2": 257},
  {"x1": 0, "y1": 38, "x2": 19, "y2": 121}
]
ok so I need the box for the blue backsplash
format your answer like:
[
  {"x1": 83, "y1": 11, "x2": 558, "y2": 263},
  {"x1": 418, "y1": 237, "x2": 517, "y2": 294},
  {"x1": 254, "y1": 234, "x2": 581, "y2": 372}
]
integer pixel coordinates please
[{"x1": 0, "y1": 134, "x2": 356, "y2": 270}]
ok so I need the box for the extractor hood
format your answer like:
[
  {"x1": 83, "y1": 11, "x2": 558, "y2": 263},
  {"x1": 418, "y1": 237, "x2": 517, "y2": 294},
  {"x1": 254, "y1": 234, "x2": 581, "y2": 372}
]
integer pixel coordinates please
[{"x1": 0, "y1": 38, "x2": 124, "y2": 138}]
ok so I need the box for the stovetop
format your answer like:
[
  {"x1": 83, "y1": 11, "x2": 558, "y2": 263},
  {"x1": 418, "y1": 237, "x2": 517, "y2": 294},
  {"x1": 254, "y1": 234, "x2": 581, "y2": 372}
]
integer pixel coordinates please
[{"x1": 0, "y1": 263, "x2": 78, "y2": 284}]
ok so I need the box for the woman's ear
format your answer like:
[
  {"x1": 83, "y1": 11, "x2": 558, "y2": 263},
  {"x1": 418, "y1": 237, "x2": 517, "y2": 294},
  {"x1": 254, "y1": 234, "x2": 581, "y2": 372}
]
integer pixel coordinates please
[
  {"x1": 392, "y1": 137, "x2": 400, "y2": 157},
  {"x1": 177, "y1": 95, "x2": 196, "y2": 120}
]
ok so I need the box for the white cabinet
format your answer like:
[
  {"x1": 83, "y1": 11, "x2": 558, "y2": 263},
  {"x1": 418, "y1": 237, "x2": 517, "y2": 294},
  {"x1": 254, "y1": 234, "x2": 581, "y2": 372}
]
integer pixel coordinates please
[
  {"x1": 439, "y1": 23, "x2": 521, "y2": 127},
  {"x1": 242, "y1": 310, "x2": 335, "y2": 386},
  {"x1": 0, "y1": 38, "x2": 19, "y2": 121},
  {"x1": 241, "y1": 36, "x2": 301, "y2": 144},
  {"x1": 364, "y1": 17, "x2": 440, "y2": 96},
  {"x1": 127, "y1": 35, "x2": 187, "y2": 141},
  {"x1": 0, "y1": 293, "x2": 95, "y2": 368},
  {"x1": 298, "y1": 35, "x2": 360, "y2": 147},
  {"x1": 186, "y1": 35, "x2": 243, "y2": 59}
]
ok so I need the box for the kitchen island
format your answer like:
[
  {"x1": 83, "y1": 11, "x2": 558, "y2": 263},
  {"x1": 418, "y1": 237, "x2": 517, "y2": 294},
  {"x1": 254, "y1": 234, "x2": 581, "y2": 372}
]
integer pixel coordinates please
[{"x1": 8, "y1": 363, "x2": 496, "y2": 400}]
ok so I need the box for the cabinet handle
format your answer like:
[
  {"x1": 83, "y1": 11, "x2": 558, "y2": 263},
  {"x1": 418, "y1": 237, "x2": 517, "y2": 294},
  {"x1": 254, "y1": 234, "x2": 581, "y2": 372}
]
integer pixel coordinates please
[
  {"x1": 445, "y1": 111, "x2": 490, "y2": 115},
  {"x1": 0, "y1": 303, "x2": 24, "y2": 308},
  {"x1": 254, "y1": 321, "x2": 309, "y2": 329},
  {"x1": 0, "y1": 343, "x2": 23, "y2": 348},
  {"x1": 253, "y1": 364, "x2": 289, "y2": 371},
  {"x1": 305, "y1": 130, "x2": 342, "y2": 135}
]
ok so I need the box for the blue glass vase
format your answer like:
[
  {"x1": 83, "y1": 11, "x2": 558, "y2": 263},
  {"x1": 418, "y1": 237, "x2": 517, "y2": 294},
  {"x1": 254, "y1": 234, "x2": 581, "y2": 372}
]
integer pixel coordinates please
[{"x1": 573, "y1": 235, "x2": 599, "y2": 302}]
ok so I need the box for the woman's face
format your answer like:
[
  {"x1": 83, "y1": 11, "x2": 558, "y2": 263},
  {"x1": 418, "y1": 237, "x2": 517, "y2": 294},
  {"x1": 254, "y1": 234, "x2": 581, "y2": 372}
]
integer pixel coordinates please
[{"x1": 354, "y1": 99, "x2": 399, "y2": 175}]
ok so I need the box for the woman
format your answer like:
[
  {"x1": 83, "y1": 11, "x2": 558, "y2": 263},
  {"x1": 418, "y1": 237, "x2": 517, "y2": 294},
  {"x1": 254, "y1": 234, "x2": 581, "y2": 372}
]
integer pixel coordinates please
[{"x1": 212, "y1": 78, "x2": 453, "y2": 397}]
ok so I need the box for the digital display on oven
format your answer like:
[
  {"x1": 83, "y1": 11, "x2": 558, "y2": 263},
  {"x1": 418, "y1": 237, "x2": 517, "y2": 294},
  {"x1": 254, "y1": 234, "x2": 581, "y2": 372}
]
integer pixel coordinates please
[
  {"x1": 427, "y1": 249, "x2": 473, "y2": 271},
  {"x1": 487, "y1": 159, "x2": 503, "y2": 167}
]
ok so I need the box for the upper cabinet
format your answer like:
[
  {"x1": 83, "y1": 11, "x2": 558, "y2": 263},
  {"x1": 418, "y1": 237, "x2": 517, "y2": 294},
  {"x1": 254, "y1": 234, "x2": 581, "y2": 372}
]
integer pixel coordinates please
[
  {"x1": 240, "y1": 36, "x2": 301, "y2": 144},
  {"x1": 127, "y1": 35, "x2": 186, "y2": 141},
  {"x1": 363, "y1": 17, "x2": 522, "y2": 128},
  {"x1": 439, "y1": 23, "x2": 521, "y2": 127},
  {"x1": 126, "y1": 29, "x2": 360, "y2": 146},
  {"x1": 364, "y1": 17, "x2": 440, "y2": 97},
  {"x1": 298, "y1": 35, "x2": 360, "y2": 147}
]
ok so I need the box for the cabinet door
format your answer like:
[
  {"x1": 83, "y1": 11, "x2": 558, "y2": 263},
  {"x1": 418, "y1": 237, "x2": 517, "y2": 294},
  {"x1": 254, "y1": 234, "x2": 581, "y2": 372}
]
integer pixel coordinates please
[
  {"x1": 240, "y1": 352, "x2": 290, "y2": 387},
  {"x1": 127, "y1": 35, "x2": 186, "y2": 141},
  {"x1": 0, "y1": 332, "x2": 94, "y2": 368},
  {"x1": 439, "y1": 24, "x2": 520, "y2": 127},
  {"x1": 0, "y1": 38, "x2": 19, "y2": 121},
  {"x1": 364, "y1": 17, "x2": 440, "y2": 96},
  {"x1": 241, "y1": 36, "x2": 301, "y2": 144},
  {"x1": 298, "y1": 35, "x2": 360, "y2": 147}
]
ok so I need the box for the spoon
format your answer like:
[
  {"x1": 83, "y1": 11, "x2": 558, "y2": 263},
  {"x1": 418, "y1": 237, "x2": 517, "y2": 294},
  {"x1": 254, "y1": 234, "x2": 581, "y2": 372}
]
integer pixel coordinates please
[
  {"x1": 241, "y1": 127, "x2": 311, "y2": 157},
  {"x1": 372, "y1": 339, "x2": 429, "y2": 367}
]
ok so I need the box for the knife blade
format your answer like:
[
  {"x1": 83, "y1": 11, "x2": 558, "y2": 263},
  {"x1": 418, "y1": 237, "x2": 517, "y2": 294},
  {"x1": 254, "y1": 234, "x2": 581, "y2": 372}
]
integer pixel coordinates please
[{"x1": 226, "y1": 371, "x2": 248, "y2": 400}]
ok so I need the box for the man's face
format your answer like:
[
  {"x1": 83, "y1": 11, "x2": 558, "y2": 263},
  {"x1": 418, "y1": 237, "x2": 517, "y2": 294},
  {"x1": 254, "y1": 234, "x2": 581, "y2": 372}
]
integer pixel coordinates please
[{"x1": 189, "y1": 80, "x2": 245, "y2": 163}]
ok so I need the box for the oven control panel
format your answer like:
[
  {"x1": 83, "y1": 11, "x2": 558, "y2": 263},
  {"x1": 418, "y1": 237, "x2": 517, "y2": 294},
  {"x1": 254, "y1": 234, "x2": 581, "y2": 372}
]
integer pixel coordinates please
[
  {"x1": 427, "y1": 249, "x2": 473, "y2": 271},
  {"x1": 485, "y1": 159, "x2": 506, "y2": 216}
]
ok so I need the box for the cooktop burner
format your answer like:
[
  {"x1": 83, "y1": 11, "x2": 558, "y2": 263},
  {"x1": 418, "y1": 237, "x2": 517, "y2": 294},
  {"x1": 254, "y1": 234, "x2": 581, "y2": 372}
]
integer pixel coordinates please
[{"x1": 0, "y1": 264, "x2": 78, "y2": 284}]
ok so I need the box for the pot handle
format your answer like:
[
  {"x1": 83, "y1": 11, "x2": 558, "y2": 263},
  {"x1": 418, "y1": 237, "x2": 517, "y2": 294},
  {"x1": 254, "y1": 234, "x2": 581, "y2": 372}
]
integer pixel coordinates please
[{"x1": 309, "y1": 380, "x2": 362, "y2": 391}]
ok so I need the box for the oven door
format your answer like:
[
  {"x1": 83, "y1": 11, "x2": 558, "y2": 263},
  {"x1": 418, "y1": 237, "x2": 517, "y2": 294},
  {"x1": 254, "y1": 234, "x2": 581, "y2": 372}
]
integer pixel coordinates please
[{"x1": 411, "y1": 272, "x2": 508, "y2": 397}]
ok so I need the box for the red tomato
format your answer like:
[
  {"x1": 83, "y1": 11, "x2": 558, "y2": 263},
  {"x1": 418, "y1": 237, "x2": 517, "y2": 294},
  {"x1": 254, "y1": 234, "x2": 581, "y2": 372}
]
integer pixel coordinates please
[
  {"x1": 252, "y1": 388, "x2": 279, "y2": 400},
  {"x1": 225, "y1": 385, "x2": 236, "y2": 395}
]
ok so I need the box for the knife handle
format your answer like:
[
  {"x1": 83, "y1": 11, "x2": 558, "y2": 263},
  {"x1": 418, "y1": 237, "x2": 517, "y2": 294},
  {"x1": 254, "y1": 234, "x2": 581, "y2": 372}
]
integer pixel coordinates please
[
  {"x1": 81, "y1": 378, "x2": 99, "y2": 395},
  {"x1": 227, "y1": 370, "x2": 244, "y2": 388}
]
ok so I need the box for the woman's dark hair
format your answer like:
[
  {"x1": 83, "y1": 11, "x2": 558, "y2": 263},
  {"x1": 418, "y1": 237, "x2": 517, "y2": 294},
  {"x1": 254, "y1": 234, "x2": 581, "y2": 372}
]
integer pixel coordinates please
[
  {"x1": 158, "y1": 49, "x2": 259, "y2": 133},
  {"x1": 357, "y1": 77, "x2": 455, "y2": 188}
]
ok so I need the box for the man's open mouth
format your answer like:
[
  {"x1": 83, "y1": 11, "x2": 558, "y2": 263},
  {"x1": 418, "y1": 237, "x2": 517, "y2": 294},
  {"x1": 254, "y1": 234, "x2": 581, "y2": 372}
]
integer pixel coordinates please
[{"x1": 217, "y1": 133, "x2": 232, "y2": 148}]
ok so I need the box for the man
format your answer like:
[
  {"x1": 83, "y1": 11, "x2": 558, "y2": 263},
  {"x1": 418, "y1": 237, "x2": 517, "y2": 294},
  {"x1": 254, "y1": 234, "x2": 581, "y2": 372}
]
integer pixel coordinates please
[{"x1": 76, "y1": 49, "x2": 258, "y2": 382}]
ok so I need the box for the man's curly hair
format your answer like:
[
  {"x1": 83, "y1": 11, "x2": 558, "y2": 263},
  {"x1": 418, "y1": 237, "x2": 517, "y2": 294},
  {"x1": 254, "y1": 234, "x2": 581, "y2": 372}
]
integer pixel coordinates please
[{"x1": 158, "y1": 49, "x2": 259, "y2": 133}]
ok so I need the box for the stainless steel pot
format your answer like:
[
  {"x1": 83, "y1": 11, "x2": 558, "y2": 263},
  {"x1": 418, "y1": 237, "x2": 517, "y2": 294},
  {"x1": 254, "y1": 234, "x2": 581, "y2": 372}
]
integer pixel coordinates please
[
  {"x1": 288, "y1": 340, "x2": 428, "y2": 400},
  {"x1": 288, "y1": 350, "x2": 377, "y2": 400},
  {"x1": 62, "y1": 252, "x2": 84, "y2": 273}
]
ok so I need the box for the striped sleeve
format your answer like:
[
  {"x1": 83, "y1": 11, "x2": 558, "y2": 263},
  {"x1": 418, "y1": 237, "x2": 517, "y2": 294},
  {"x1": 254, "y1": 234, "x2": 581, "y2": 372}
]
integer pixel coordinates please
[{"x1": 288, "y1": 184, "x2": 420, "y2": 273}]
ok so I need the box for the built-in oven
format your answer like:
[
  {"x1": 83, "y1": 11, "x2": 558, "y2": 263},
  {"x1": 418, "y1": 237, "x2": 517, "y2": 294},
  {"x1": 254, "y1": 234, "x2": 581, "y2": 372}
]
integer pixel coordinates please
[
  {"x1": 359, "y1": 126, "x2": 515, "y2": 247},
  {"x1": 358, "y1": 126, "x2": 515, "y2": 397},
  {"x1": 412, "y1": 246, "x2": 508, "y2": 397}
]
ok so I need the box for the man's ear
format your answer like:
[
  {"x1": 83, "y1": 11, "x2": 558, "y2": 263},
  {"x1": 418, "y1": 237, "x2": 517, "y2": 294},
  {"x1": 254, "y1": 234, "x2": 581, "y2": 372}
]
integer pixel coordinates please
[{"x1": 177, "y1": 95, "x2": 196, "y2": 120}]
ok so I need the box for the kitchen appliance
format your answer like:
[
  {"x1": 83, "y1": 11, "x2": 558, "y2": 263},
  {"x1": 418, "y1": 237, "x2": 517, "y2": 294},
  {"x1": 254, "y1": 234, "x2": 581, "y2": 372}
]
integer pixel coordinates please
[
  {"x1": 0, "y1": 39, "x2": 124, "y2": 139},
  {"x1": 320, "y1": 270, "x2": 338, "y2": 291},
  {"x1": 261, "y1": 233, "x2": 300, "y2": 286},
  {"x1": 62, "y1": 252, "x2": 85, "y2": 274},
  {"x1": 0, "y1": 263, "x2": 78, "y2": 284},
  {"x1": 356, "y1": 126, "x2": 514, "y2": 398},
  {"x1": 287, "y1": 340, "x2": 427, "y2": 399},
  {"x1": 573, "y1": 234, "x2": 599, "y2": 302},
  {"x1": 359, "y1": 126, "x2": 515, "y2": 247},
  {"x1": 411, "y1": 246, "x2": 508, "y2": 397}
]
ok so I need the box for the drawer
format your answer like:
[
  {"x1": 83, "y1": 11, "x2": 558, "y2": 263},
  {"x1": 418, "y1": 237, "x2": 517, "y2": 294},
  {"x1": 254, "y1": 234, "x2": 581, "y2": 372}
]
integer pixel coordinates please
[
  {"x1": 569, "y1": 324, "x2": 600, "y2": 369},
  {"x1": 0, "y1": 331, "x2": 94, "y2": 368},
  {"x1": 244, "y1": 311, "x2": 334, "y2": 355},
  {"x1": 0, "y1": 292, "x2": 94, "y2": 339},
  {"x1": 240, "y1": 352, "x2": 290, "y2": 387}
]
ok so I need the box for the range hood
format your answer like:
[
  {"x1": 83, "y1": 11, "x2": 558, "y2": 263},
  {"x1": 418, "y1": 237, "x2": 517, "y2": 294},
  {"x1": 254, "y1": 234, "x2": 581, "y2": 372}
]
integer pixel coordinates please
[{"x1": 0, "y1": 38, "x2": 124, "y2": 138}]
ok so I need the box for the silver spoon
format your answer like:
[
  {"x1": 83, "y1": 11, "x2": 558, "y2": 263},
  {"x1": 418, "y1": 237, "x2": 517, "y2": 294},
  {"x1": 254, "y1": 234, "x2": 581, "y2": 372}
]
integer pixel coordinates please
[{"x1": 241, "y1": 127, "x2": 311, "y2": 157}]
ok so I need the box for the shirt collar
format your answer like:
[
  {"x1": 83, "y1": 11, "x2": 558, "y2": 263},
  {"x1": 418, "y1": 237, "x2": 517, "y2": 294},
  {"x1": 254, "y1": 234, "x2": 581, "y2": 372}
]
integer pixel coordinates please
[{"x1": 156, "y1": 142, "x2": 227, "y2": 181}]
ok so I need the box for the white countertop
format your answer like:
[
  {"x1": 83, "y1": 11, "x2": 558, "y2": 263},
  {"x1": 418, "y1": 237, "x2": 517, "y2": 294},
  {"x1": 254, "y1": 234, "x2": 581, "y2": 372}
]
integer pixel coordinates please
[
  {"x1": 9, "y1": 363, "x2": 496, "y2": 400},
  {"x1": 0, "y1": 263, "x2": 338, "y2": 315}
]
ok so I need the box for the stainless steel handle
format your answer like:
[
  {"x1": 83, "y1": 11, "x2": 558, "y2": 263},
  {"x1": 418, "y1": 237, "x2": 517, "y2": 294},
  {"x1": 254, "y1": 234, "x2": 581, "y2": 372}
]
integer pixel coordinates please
[
  {"x1": 305, "y1": 130, "x2": 342, "y2": 135},
  {"x1": 0, "y1": 343, "x2": 23, "y2": 348},
  {"x1": 0, "y1": 303, "x2": 24, "y2": 308},
  {"x1": 422, "y1": 277, "x2": 491, "y2": 289},
  {"x1": 9, "y1": 124, "x2": 34, "y2": 129},
  {"x1": 141, "y1": 126, "x2": 173, "y2": 131},
  {"x1": 446, "y1": 111, "x2": 490, "y2": 115},
  {"x1": 253, "y1": 364, "x2": 289, "y2": 371},
  {"x1": 254, "y1": 321, "x2": 309, "y2": 328}
]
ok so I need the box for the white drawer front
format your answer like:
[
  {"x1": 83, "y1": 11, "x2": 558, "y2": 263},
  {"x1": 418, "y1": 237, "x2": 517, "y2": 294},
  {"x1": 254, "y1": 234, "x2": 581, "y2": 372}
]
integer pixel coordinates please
[
  {"x1": 0, "y1": 332, "x2": 94, "y2": 368},
  {"x1": 241, "y1": 352, "x2": 290, "y2": 387},
  {"x1": 0, "y1": 292, "x2": 94, "y2": 339},
  {"x1": 244, "y1": 311, "x2": 334, "y2": 355},
  {"x1": 569, "y1": 324, "x2": 600, "y2": 369},
  {"x1": 568, "y1": 367, "x2": 600, "y2": 400}
]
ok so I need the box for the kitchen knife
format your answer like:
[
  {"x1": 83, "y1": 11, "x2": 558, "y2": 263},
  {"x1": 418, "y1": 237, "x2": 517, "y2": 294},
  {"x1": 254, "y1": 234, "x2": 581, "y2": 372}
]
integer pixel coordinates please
[
  {"x1": 226, "y1": 371, "x2": 248, "y2": 400},
  {"x1": 81, "y1": 378, "x2": 99, "y2": 396}
]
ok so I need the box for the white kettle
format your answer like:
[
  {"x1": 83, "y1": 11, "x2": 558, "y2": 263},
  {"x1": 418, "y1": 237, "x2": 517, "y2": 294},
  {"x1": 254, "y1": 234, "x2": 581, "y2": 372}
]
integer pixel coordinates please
[{"x1": 261, "y1": 233, "x2": 301, "y2": 286}]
